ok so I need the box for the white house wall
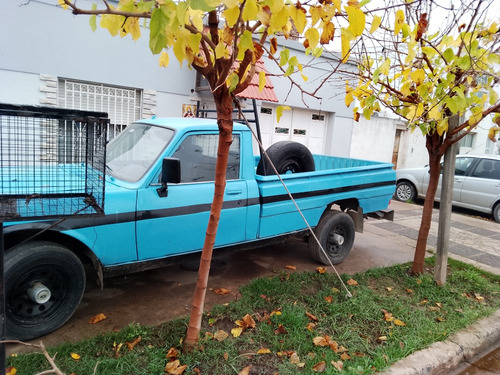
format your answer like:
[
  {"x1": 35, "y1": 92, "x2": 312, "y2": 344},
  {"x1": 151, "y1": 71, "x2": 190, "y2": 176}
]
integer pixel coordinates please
[{"x1": 1, "y1": 0, "x2": 194, "y2": 116}]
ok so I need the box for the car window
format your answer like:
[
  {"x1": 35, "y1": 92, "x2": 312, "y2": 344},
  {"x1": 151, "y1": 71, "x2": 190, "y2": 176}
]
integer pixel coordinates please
[
  {"x1": 171, "y1": 134, "x2": 240, "y2": 183},
  {"x1": 454, "y1": 157, "x2": 475, "y2": 176},
  {"x1": 475, "y1": 159, "x2": 500, "y2": 180}
]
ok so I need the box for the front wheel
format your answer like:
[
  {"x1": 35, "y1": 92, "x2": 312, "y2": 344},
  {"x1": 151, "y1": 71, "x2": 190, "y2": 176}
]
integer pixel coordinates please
[
  {"x1": 493, "y1": 203, "x2": 500, "y2": 223},
  {"x1": 395, "y1": 181, "x2": 416, "y2": 202},
  {"x1": 309, "y1": 211, "x2": 355, "y2": 265},
  {"x1": 5, "y1": 241, "x2": 86, "y2": 340}
]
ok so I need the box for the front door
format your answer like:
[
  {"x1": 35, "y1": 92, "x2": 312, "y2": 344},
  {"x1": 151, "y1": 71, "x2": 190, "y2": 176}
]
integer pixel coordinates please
[{"x1": 135, "y1": 132, "x2": 248, "y2": 260}]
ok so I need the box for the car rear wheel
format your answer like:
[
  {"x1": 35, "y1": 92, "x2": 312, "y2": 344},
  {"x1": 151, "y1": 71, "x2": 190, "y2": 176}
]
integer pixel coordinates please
[
  {"x1": 5, "y1": 241, "x2": 86, "y2": 340},
  {"x1": 493, "y1": 203, "x2": 500, "y2": 223},
  {"x1": 395, "y1": 181, "x2": 416, "y2": 202},
  {"x1": 309, "y1": 211, "x2": 355, "y2": 265}
]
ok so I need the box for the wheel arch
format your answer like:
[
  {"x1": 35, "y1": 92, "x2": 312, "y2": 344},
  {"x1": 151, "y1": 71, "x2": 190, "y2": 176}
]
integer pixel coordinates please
[
  {"x1": 4, "y1": 226, "x2": 104, "y2": 288},
  {"x1": 319, "y1": 198, "x2": 362, "y2": 231}
]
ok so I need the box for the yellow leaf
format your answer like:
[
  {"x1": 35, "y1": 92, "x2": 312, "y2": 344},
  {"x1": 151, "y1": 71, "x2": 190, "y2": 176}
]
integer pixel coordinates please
[
  {"x1": 258, "y1": 71, "x2": 266, "y2": 92},
  {"x1": 159, "y1": 51, "x2": 170, "y2": 68},
  {"x1": 437, "y1": 119, "x2": 448, "y2": 136},
  {"x1": 307, "y1": 322, "x2": 316, "y2": 331},
  {"x1": 58, "y1": 0, "x2": 68, "y2": 9},
  {"x1": 345, "y1": 6, "x2": 365, "y2": 37},
  {"x1": 345, "y1": 92, "x2": 354, "y2": 108},
  {"x1": 215, "y1": 42, "x2": 228, "y2": 59},
  {"x1": 410, "y1": 69, "x2": 425, "y2": 85},
  {"x1": 257, "y1": 348, "x2": 272, "y2": 354},
  {"x1": 333, "y1": 0, "x2": 341, "y2": 11},
  {"x1": 224, "y1": 6, "x2": 240, "y2": 27},
  {"x1": 305, "y1": 28, "x2": 320, "y2": 49},
  {"x1": 231, "y1": 327, "x2": 243, "y2": 337},
  {"x1": 394, "y1": 9, "x2": 405, "y2": 35},
  {"x1": 416, "y1": 102, "x2": 424, "y2": 117},
  {"x1": 317, "y1": 267, "x2": 327, "y2": 274},
  {"x1": 429, "y1": 105, "x2": 441, "y2": 121},
  {"x1": 341, "y1": 28, "x2": 351, "y2": 62},
  {"x1": 123, "y1": 17, "x2": 141, "y2": 40},
  {"x1": 70, "y1": 353, "x2": 81, "y2": 361},
  {"x1": 89, "y1": 313, "x2": 107, "y2": 324},
  {"x1": 386, "y1": 287, "x2": 393, "y2": 292},
  {"x1": 276, "y1": 105, "x2": 290, "y2": 123},
  {"x1": 370, "y1": 15, "x2": 381, "y2": 34},
  {"x1": 290, "y1": 6, "x2": 307, "y2": 34},
  {"x1": 378, "y1": 336, "x2": 387, "y2": 342},
  {"x1": 242, "y1": 0, "x2": 258, "y2": 22},
  {"x1": 394, "y1": 319, "x2": 406, "y2": 326}
]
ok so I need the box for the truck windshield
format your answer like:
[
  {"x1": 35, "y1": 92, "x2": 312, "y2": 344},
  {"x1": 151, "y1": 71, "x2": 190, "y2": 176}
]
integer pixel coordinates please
[{"x1": 106, "y1": 123, "x2": 174, "y2": 182}]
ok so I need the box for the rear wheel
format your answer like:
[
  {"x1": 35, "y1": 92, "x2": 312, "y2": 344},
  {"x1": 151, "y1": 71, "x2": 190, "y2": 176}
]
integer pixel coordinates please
[
  {"x1": 309, "y1": 211, "x2": 355, "y2": 265},
  {"x1": 395, "y1": 181, "x2": 416, "y2": 202},
  {"x1": 257, "y1": 141, "x2": 315, "y2": 175},
  {"x1": 5, "y1": 241, "x2": 86, "y2": 340},
  {"x1": 493, "y1": 202, "x2": 500, "y2": 223}
]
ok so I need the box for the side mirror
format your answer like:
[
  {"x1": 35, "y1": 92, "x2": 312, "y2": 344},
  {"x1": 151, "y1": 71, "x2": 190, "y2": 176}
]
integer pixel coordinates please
[{"x1": 157, "y1": 157, "x2": 181, "y2": 197}]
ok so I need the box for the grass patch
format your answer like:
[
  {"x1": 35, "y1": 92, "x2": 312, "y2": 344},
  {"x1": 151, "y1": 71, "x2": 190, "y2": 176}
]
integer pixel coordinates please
[{"x1": 8, "y1": 257, "x2": 500, "y2": 374}]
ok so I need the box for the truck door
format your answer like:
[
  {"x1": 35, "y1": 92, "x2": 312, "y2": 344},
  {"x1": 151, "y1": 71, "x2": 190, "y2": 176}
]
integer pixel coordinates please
[{"x1": 135, "y1": 132, "x2": 248, "y2": 260}]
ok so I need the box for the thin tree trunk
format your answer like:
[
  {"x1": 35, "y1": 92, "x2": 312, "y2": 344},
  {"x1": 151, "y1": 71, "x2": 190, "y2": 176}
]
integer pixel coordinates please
[
  {"x1": 410, "y1": 132, "x2": 444, "y2": 274},
  {"x1": 184, "y1": 94, "x2": 234, "y2": 350}
]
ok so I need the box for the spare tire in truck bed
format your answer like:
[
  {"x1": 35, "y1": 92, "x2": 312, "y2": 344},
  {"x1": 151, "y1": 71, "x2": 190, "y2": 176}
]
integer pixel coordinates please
[{"x1": 257, "y1": 141, "x2": 315, "y2": 175}]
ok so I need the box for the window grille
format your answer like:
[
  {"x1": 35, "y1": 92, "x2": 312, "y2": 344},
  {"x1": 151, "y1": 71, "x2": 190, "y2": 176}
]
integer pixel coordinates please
[{"x1": 58, "y1": 80, "x2": 142, "y2": 139}]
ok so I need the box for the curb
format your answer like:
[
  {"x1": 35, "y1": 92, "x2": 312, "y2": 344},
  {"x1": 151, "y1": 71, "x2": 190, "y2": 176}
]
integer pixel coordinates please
[{"x1": 379, "y1": 308, "x2": 500, "y2": 375}]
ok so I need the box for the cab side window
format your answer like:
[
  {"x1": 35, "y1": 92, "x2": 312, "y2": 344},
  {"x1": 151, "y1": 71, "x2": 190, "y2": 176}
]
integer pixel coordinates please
[{"x1": 172, "y1": 134, "x2": 240, "y2": 183}]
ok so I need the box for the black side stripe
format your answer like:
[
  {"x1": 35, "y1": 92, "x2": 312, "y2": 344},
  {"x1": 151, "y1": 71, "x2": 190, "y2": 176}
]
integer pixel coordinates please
[{"x1": 260, "y1": 180, "x2": 396, "y2": 204}]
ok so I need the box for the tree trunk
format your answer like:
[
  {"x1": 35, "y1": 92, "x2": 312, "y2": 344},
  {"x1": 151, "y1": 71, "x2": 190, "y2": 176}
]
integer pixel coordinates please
[
  {"x1": 410, "y1": 132, "x2": 444, "y2": 274},
  {"x1": 184, "y1": 92, "x2": 234, "y2": 350}
]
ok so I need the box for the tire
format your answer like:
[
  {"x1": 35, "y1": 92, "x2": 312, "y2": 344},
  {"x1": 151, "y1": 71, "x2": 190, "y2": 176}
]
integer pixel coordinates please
[
  {"x1": 309, "y1": 211, "x2": 355, "y2": 265},
  {"x1": 5, "y1": 241, "x2": 86, "y2": 340},
  {"x1": 493, "y1": 203, "x2": 500, "y2": 223},
  {"x1": 257, "y1": 141, "x2": 315, "y2": 176},
  {"x1": 395, "y1": 181, "x2": 416, "y2": 202}
]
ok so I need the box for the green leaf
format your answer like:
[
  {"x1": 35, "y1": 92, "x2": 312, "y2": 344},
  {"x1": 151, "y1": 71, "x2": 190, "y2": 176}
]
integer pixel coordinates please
[
  {"x1": 150, "y1": 8, "x2": 170, "y2": 54},
  {"x1": 228, "y1": 73, "x2": 239, "y2": 93},
  {"x1": 443, "y1": 48, "x2": 455, "y2": 63},
  {"x1": 190, "y1": 0, "x2": 215, "y2": 11},
  {"x1": 280, "y1": 49, "x2": 290, "y2": 67}
]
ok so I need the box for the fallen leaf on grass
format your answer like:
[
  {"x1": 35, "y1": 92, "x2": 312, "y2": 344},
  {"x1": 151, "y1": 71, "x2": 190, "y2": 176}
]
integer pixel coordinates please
[
  {"x1": 214, "y1": 330, "x2": 229, "y2": 342},
  {"x1": 306, "y1": 322, "x2": 316, "y2": 331},
  {"x1": 324, "y1": 296, "x2": 333, "y2": 303},
  {"x1": 113, "y1": 342, "x2": 123, "y2": 358},
  {"x1": 257, "y1": 348, "x2": 272, "y2": 354},
  {"x1": 306, "y1": 311, "x2": 318, "y2": 321},
  {"x1": 313, "y1": 336, "x2": 330, "y2": 347},
  {"x1": 312, "y1": 361, "x2": 327, "y2": 372},
  {"x1": 166, "y1": 347, "x2": 179, "y2": 359},
  {"x1": 394, "y1": 319, "x2": 406, "y2": 326},
  {"x1": 126, "y1": 336, "x2": 141, "y2": 351},
  {"x1": 214, "y1": 288, "x2": 230, "y2": 295},
  {"x1": 474, "y1": 293, "x2": 485, "y2": 301},
  {"x1": 231, "y1": 327, "x2": 243, "y2": 338},
  {"x1": 238, "y1": 366, "x2": 251, "y2": 375},
  {"x1": 165, "y1": 359, "x2": 187, "y2": 375},
  {"x1": 285, "y1": 265, "x2": 296, "y2": 270},
  {"x1": 6, "y1": 367, "x2": 16, "y2": 375},
  {"x1": 436, "y1": 317, "x2": 445, "y2": 322},
  {"x1": 89, "y1": 313, "x2": 106, "y2": 324},
  {"x1": 316, "y1": 267, "x2": 327, "y2": 274},
  {"x1": 386, "y1": 287, "x2": 393, "y2": 292},
  {"x1": 274, "y1": 324, "x2": 287, "y2": 334},
  {"x1": 242, "y1": 313, "x2": 256, "y2": 328},
  {"x1": 70, "y1": 353, "x2": 81, "y2": 361},
  {"x1": 331, "y1": 360, "x2": 344, "y2": 371},
  {"x1": 405, "y1": 288, "x2": 414, "y2": 294},
  {"x1": 340, "y1": 352, "x2": 350, "y2": 360},
  {"x1": 377, "y1": 336, "x2": 387, "y2": 342},
  {"x1": 223, "y1": 352, "x2": 229, "y2": 361},
  {"x1": 381, "y1": 309, "x2": 393, "y2": 322},
  {"x1": 289, "y1": 353, "x2": 305, "y2": 367},
  {"x1": 270, "y1": 309, "x2": 282, "y2": 316},
  {"x1": 347, "y1": 278, "x2": 358, "y2": 286}
]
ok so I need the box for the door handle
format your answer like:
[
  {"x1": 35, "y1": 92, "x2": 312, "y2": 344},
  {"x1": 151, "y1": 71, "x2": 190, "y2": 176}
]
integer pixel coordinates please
[{"x1": 226, "y1": 189, "x2": 242, "y2": 195}]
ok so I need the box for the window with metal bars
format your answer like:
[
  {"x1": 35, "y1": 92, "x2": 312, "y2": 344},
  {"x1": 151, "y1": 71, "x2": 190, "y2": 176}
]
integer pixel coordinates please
[{"x1": 57, "y1": 79, "x2": 142, "y2": 140}]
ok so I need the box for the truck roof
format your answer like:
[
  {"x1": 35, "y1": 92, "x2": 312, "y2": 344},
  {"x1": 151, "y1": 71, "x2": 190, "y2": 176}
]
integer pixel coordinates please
[{"x1": 136, "y1": 117, "x2": 250, "y2": 132}]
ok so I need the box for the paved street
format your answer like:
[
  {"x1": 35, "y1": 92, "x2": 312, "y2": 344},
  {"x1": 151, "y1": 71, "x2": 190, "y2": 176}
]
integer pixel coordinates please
[
  {"x1": 373, "y1": 201, "x2": 500, "y2": 275},
  {"x1": 6, "y1": 200, "x2": 499, "y2": 357}
]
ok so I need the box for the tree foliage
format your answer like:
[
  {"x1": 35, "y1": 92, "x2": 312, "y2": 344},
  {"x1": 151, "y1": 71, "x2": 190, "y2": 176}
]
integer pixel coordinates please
[{"x1": 344, "y1": 0, "x2": 500, "y2": 274}]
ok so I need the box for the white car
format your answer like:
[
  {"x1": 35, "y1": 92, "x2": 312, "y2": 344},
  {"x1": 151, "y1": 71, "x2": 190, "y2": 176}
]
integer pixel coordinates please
[{"x1": 395, "y1": 155, "x2": 500, "y2": 223}]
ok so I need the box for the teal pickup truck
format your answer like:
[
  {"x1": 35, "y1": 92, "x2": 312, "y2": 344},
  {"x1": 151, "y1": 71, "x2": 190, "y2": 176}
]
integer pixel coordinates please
[{"x1": 3, "y1": 117, "x2": 395, "y2": 340}]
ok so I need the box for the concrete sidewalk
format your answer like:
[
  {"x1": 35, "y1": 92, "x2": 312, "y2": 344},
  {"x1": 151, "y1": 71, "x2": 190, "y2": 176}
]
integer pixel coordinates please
[{"x1": 369, "y1": 201, "x2": 500, "y2": 374}]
